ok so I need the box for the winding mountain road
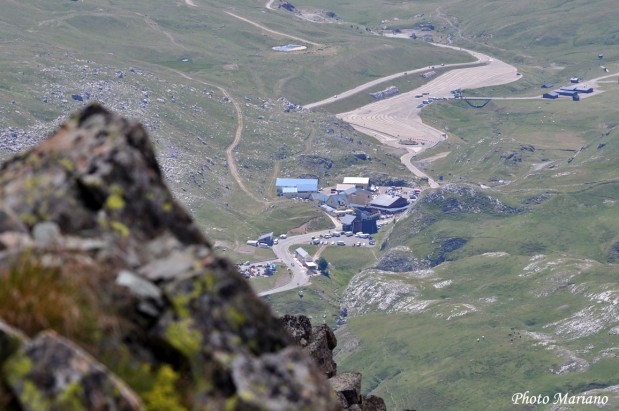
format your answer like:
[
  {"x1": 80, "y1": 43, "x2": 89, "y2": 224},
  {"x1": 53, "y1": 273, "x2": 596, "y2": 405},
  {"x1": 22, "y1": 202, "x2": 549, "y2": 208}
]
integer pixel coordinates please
[{"x1": 335, "y1": 45, "x2": 519, "y2": 150}]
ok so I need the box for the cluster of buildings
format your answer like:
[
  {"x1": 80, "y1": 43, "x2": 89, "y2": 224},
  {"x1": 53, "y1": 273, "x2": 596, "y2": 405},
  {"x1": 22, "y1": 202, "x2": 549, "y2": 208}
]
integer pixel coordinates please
[
  {"x1": 276, "y1": 176, "x2": 413, "y2": 235},
  {"x1": 542, "y1": 79, "x2": 593, "y2": 101}
]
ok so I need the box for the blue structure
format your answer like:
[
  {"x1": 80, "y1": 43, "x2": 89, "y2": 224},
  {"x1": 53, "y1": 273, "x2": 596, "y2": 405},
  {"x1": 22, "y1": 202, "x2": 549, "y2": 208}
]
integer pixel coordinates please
[
  {"x1": 276, "y1": 178, "x2": 318, "y2": 194},
  {"x1": 543, "y1": 92, "x2": 559, "y2": 99}
]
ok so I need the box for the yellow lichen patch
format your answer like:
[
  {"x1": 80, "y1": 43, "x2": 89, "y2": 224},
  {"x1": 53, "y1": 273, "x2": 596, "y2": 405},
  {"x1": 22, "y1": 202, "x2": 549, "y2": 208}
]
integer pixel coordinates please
[
  {"x1": 110, "y1": 221, "x2": 129, "y2": 238},
  {"x1": 105, "y1": 184, "x2": 126, "y2": 211},
  {"x1": 162, "y1": 202, "x2": 172, "y2": 213},
  {"x1": 20, "y1": 213, "x2": 37, "y2": 225},
  {"x1": 238, "y1": 389, "x2": 258, "y2": 405},
  {"x1": 224, "y1": 395, "x2": 239, "y2": 411},
  {"x1": 165, "y1": 319, "x2": 202, "y2": 359},
  {"x1": 226, "y1": 307, "x2": 246, "y2": 330},
  {"x1": 24, "y1": 176, "x2": 42, "y2": 192},
  {"x1": 19, "y1": 381, "x2": 52, "y2": 411},
  {"x1": 105, "y1": 194, "x2": 125, "y2": 211},
  {"x1": 169, "y1": 282, "x2": 202, "y2": 319},
  {"x1": 142, "y1": 365, "x2": 187, "y2": 411},
  {"x1": 58, "y1": 157, "x2": 75, "y2": 173},
  {"x1": 3, "y1": 352, "x2": 32, "y2": 379},
  {"x1": 57, "y1": 381, "x2": 86, "y2": 411}
]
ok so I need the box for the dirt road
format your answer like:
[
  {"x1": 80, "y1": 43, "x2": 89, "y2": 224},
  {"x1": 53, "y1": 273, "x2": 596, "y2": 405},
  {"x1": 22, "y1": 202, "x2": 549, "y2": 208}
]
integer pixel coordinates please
[
  {"x1": 168, "y1": 70, "x2": 264, "y2": 204},
  {"x1": 225, "y1": 11, "x2": 321, "y2": 47}
]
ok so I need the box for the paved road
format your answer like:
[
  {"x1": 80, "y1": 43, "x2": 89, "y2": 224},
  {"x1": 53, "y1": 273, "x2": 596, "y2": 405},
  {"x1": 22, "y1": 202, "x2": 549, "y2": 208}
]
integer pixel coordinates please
[
  {"x1": 259, "y1": 230, "x2": 374, "y2": 296},
  {"x1": 336, "y1": 45, "x2": 519, "y2": 151},
  {"x1": 304, "y1": 48, "x2": 485, "y2": 110}
]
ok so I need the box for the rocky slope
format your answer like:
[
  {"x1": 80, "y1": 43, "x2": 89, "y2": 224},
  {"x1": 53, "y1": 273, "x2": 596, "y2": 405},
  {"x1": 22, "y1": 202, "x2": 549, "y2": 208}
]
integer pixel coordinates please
[{"x1": 0, "y1": 104, "x2": 354, "y2": 410}]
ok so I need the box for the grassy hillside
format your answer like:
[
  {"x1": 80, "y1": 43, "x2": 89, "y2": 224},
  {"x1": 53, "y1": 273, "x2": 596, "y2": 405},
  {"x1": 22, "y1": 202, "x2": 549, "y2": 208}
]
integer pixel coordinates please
[{"x1": 1, "y1": 0, "x2": 465, "y2": 257}]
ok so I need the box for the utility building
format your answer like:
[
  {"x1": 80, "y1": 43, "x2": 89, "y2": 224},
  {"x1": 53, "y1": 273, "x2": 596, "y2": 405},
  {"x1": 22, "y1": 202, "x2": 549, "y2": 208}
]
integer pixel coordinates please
[
  {"x1": 543, "y1": 91, "x2": 559, "y2": 99},
  {"x1": 276, "y1": 178, "x2": 318, "y2": 197},
  {"x1": 369, "y1": 194, "x2": 410, "y2": 213},
  {"x1": 342, "y1": 177, "x2": 370, "y2": 190}
]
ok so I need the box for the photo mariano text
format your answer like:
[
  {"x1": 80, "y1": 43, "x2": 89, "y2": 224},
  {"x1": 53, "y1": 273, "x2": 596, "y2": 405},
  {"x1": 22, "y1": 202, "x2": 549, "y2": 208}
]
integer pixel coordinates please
[{"x1": 512, "y1": 391, "x2": 609, "y2": 406}]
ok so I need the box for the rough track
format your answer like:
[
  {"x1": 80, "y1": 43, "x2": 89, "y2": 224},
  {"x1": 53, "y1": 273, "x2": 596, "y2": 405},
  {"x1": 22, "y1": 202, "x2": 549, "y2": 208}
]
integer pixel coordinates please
[{"x1": 225, "y1": 11, "x2": 321, "y2": 47}]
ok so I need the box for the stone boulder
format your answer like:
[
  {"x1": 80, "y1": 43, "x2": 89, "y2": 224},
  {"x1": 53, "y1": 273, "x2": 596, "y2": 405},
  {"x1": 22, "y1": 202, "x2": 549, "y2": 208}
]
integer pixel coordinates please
[
  {"x1": 330, "y1": 372, "x2": 362, "y2": 409},
  {"x1": 281, "y1": 315, "x2": 337, "y2": 378},
  {"x1": 0, "y1": 104, "x2": 339, "y2": 411},
  {"x1": 3, "y1": 330, "x2": 142, "y2": 411}
]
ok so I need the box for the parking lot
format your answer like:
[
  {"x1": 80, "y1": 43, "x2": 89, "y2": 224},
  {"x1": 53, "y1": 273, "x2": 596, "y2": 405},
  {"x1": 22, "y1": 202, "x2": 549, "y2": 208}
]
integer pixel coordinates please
[{"x1": 309, "y1": 232, "x2": 376, "y2": 248}]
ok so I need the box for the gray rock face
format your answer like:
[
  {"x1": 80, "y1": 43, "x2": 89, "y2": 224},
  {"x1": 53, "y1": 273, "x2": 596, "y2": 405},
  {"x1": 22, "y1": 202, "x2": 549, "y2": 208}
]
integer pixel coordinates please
[
  {"x1": 330, "y1": 372, "x2": 362, "y2": 408},
  {"x1": 0, "y1": 105, "x2": 339, "y2": 411},
  {"x1": 32, "y1": 221, "x2": 62, "y2": 248},
  {"x1": 0, "y1": 320, "x2": 26, "y2": 365},
  {"x1": 281, "y1": 314, "x2": 312, "y2": 345},
  {"x1": 281, "y1": 315, "x2": 386, "y2": 410},
  {"x1": 115, "y1": 270, "x2": 162, "y2": 301},
  {"x1": 3, "y1": 331, "x2": 142, "y2": 411},
  {"x1": 280, "y1": 315, "x2": 337, "y2": 377},
  {"x1": 307, "y1": 325, "x2": 338, "y2": 378},
  {"x1": 363, "y1": 395, "x2": 387, "y2": 411}
]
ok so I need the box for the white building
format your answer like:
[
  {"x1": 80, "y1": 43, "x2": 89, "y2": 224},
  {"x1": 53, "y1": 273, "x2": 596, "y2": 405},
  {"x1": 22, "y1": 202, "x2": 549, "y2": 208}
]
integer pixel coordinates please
[{"x1": 342, "y1": 177, "x2": 370, "y2": 190}]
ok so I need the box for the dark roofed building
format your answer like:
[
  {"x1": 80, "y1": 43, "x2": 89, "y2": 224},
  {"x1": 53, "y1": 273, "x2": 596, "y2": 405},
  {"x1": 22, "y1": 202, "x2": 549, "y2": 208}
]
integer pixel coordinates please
[
  {"x1": 369, "y1": 194, "x2": 409, "y2": 213},
  {"x1": 556, "y1": 89, "x2": 578, "y2": 97},
  {"x1": 341, "y1": 211, "x2": 378, "y2": 234},
  {"x1": 258, "y1": 232, "x2": 274, "y2": 246},
  {"x1": 541, "y1": 83, "x2": 554, "y2": 89},
  {"x1": 326, "y1": 194, "x2": 349, "y2": 209},
  {"x1": 341, "y1": 215, "x2": 357, "y2": 232},
  {"x1": 543, "y1": 91, "x2": 559, "y2": 99},
  {"x1": 574, "y1": 85, "x2": 593, "y2": 93}
]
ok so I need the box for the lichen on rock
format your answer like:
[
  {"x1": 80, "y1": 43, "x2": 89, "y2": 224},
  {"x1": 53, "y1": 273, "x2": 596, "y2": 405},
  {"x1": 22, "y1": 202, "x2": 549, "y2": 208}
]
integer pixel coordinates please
[{"x1": 0, "y1": 104, "x2": 340, "y2": 411}]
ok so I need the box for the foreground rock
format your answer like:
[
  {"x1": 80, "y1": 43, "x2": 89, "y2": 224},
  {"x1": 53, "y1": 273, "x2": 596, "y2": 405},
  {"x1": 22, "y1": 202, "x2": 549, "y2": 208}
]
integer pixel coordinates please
[
  {"x1": 281, "y1": 315, "x2": 387, "y2": 411},
  {"x1": 0, "y1": 104, "x2": 338, "y2": 410}
]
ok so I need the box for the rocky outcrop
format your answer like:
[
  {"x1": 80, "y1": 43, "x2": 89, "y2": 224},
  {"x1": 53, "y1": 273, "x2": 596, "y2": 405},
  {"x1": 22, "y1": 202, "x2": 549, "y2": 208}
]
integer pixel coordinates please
[
  {"x1": 420, "y1": 184, "x2": 522, "y2": 215},
  {"x1": 369, "y1": 86, "x2": 399, "y2": 100},
  {"x1": 281, "y1": 315, "x2": 338, "y2": 378},
  {"x1": 4, "y1": 331, "x2": 142, "y2": 411},
  {"x1": 281, "y1": 315, "x2": 386, "y2": 410},
  {"x1": 0, "y1": 104, "x2": 339, "y2": 410}
]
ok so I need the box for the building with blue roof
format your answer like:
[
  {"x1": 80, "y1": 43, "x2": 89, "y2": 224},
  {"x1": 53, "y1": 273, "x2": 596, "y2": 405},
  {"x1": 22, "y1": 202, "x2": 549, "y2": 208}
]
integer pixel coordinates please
[{"x1": 276, "y1": 178, "x2": 318, "y2": 197}]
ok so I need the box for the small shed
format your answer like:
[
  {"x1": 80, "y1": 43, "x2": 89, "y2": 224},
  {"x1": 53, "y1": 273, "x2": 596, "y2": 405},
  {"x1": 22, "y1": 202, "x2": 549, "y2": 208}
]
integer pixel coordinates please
[
  {"x1": 295, "y1": 247, "x2": 313, "y2": 263},
  {"x1": 543, "y1": 92, "x2": 559, "y2": 99},
  {"x1": 570, "y1": 77, "x2": 580, "y2": 84},
  {"x1": 541, "y1": 83, "x2": 554, "y2": 89}
]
